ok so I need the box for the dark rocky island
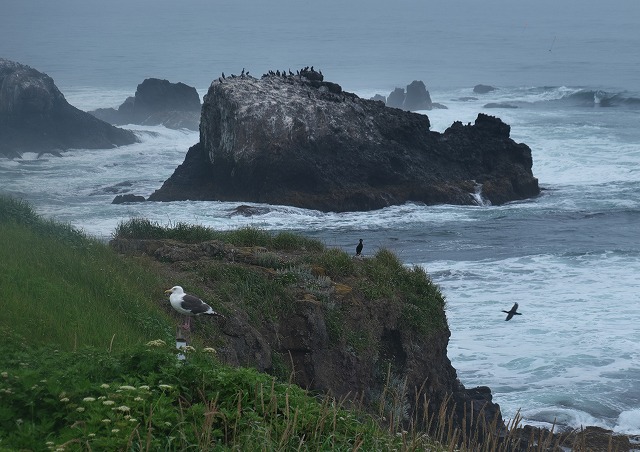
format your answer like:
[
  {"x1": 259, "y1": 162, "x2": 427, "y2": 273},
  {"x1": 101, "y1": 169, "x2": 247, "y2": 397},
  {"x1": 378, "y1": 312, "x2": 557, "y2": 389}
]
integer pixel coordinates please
[
  {"x1": 149, "y1": 70, "x2": 539, "y2": 211},
  {"x1": 0, "y1": 59, "x2": 137, "y2": 158},
  {"x1": 89, "y1": 78, "x2": 201, "y2": 131},
  {"x1": 382, "y1": 80, "x2": 447, "y2": 111}
]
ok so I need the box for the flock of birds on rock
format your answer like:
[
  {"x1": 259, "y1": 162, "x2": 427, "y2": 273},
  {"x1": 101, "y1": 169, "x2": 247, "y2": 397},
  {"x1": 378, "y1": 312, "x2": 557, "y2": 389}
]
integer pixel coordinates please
[
  {"x1": 165, "y1": 238, "x2": 522, "y2": 333},
  {"x1": 217, "y1": 66, "x2": 323, "y2": 84}
]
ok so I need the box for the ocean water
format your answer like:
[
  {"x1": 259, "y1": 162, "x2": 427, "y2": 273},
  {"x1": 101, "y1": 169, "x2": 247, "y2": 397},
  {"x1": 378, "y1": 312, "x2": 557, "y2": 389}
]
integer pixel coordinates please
[{"x1": 2, "y1": 0, "x2": 640, "y2": 436}]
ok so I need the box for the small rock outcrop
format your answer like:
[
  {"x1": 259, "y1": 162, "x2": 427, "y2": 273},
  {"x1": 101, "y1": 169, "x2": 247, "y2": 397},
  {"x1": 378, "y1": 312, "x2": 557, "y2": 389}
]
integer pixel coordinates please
[
  {"x1": 377, "y1": 80, "x2": 445, "y2": 111},
  {"x1": 0, "y1": 59, "x2": 137, "y2": 158},
  {"x1": 149, "y1": 71, "x2": 540, "y2": 211},
  {"x1": 112, "y1": 194, "x2": 146, "y2": 204},
  {"x1": 474, "y1": 84, "x2": 497, "y2": 94},
  {"x1": 90, "y1": 78, "x2": 201, "y2": 130}
]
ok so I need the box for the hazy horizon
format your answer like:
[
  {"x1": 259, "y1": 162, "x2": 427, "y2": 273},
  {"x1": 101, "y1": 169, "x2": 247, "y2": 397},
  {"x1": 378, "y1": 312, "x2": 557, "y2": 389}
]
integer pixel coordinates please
[{"x1": 2, "y1": 0, "x2": 639, "y2": 93}]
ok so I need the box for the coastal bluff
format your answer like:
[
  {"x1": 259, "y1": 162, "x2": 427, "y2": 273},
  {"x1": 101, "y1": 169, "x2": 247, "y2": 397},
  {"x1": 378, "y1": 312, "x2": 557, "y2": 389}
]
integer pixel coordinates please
[
  {"x1": 148, "y1": 71, "x2": 539, "y2": 211},
  {"x1": 0, "y1": 59, "x2": 137, "y2": 158}
]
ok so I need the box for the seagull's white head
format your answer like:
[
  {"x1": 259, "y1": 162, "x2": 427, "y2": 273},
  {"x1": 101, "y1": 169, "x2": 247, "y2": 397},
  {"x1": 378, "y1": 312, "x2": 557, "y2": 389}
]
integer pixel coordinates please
[{"x1": 165, "y1": 285, "x2": 185, "y2": 295}]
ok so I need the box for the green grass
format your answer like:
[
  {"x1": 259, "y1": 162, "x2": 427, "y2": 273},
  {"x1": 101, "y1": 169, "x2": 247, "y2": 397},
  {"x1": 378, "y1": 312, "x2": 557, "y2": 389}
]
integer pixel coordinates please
[
  {"x1": 0, "y1": 196, "x2": 173, "y2": 350},
  {"x1": 0, "y1": 338, "x2": 423, "y2": 451},
  {"x1": 114, "y1": 218, "x2": 325, "y2": 252}
]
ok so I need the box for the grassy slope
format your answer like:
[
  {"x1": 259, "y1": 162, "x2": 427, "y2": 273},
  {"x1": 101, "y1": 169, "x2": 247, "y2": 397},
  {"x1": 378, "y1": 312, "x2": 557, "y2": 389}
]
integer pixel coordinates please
[
  {"x1": 0, "y1": 197, "x2": 173, "y2": 350},
  {"x1": 0, "y1": 195, "x2": 450, "y2": 451}
]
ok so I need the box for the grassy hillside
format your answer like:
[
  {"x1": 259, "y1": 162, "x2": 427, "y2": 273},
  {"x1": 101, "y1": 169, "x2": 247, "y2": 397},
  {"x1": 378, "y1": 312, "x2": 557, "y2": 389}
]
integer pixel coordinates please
[
  {"x1": 0, "y1": 196, "x2": 173, "y2": 350},
  {"x1": 0, "y1": 195, "x2": 450, "y2": 451}
]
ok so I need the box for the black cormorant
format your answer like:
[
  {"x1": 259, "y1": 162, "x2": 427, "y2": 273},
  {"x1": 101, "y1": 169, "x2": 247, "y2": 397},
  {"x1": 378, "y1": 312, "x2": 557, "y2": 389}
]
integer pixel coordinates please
[
  {"x1": 356, "y1": 239, "x2": 363, "y2": 256},
  {"x1": 502, "y1": 303, "x2": 522, "y2": 321}
]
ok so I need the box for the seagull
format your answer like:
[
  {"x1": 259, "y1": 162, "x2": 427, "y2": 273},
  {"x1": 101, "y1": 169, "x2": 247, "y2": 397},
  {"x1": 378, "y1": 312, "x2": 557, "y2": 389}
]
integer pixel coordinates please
[
  {"x1": 502, "y1": 303, "x2": 521, "y2": 321},
  {"x1": 355, "y1": 239, "x2": 363, "y2": 256},
  {"x1": 164, "y1": 286, "x2": 223, "y2": 331}
]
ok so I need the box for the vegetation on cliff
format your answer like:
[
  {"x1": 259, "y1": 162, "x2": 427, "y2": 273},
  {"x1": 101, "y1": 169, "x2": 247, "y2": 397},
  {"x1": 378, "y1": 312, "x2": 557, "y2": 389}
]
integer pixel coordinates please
[{"x1": 0, "y1": 195, "x2": 451, "y2": 450}]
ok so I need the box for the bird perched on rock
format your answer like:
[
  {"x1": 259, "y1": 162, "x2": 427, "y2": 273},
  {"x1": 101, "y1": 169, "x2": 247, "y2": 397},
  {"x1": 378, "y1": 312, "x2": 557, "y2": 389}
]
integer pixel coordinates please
[
  {"x1": 355, "y1": 239, "x2": 363, "y2": 256},
  {"x1": 502, "y1": 302, "x2": 521, "y2": 321},
  {"x1": 164, "y1": 286, "x2": 224, "y2": 331}
]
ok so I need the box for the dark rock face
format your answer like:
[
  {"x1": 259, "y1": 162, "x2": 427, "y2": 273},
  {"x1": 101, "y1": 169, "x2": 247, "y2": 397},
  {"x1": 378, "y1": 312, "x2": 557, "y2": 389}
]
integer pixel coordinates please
[
  {"x1": 403, "y1": 80, "x2": 433, "y2": 111},
  {"x1": 0, "y1": 59, "x2": 137, "y2": 158},
  {"x1": 90, "y1": 78, "x2": 201, "y2": 130},
  {"x1": 386, "y1": 87, "x2": 406, "y2": 109},
  {"x1": 149, "y1": 74, "x2": 539, "y2": 211}
]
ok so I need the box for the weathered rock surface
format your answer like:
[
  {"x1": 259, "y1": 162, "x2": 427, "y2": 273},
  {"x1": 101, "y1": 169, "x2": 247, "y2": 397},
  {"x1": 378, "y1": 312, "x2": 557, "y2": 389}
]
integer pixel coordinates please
[
  {"x1": 0, "y1": 59, "x2": 137, "y2": 158},
  {"x1": 89, "y1": 78, "x2": 201, "y2": 130},
  {"x1": 149, "y1": 73, "x2": 539, "y2": 211}
]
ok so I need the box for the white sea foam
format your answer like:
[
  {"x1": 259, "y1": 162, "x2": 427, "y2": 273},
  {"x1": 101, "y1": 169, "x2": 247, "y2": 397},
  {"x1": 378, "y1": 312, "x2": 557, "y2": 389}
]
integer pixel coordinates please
[{"x1": 425, "y1": 252, "x2": 640, "y2": 433}]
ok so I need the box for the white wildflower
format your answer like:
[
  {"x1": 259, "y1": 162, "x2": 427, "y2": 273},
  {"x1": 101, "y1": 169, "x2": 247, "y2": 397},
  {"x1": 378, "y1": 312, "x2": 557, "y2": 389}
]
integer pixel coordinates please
[
  {"x1": 102, "y1": 400, "x2": 115, "y2": 406},
  {"x1": 138, "y1": 385, "x2": 150, "y2": 390},
  {"x1": 158, "y1": 384, "x2": 173, "y2": 390},
  {"x1": 83, "y1": 397, "x2": 96, "y2": 402},
  {"x1": 145, "y1": 339, "x2": 166, "y2": 347},
  {"x1": 59, "y1": 397, "x2": 70, "y2": 403},
  {"x1": 203, "y1": 347, "x2": 217, "y2": 354},
  {"x1": 100, "y1": 383, "x2": 110, "y2": 389},
  {"x1": 76, "y1": 407, "x2": 85, "y2": 412},
  {"x1": 1, "y1": 372, "x2": 8, "y2": 378},
  {"x1": 119, "y1": 385, "x2": 136, "y2": 391}
]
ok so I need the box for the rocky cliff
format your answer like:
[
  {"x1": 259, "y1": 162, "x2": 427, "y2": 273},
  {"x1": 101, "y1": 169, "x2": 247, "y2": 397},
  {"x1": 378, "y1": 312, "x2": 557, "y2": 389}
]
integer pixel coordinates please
[
  {"x1": 148, "y1": 71, "x2": 539, "y2": 211},
  {"x1": 0, "y1": 59, "x2": 137, "y2": 158},
  {"x1": 89, "y1": 78, "x2": 201, "y2": 131},
  {"x1": 110, "y1": 234, "x2": 504, "y2": 441}
]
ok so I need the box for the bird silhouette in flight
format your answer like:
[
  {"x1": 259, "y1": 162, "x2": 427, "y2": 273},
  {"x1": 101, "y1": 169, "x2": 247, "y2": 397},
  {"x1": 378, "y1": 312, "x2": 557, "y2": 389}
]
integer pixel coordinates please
[{"x1": 502, "y1": 303, "x2": 521, "y2": 321}]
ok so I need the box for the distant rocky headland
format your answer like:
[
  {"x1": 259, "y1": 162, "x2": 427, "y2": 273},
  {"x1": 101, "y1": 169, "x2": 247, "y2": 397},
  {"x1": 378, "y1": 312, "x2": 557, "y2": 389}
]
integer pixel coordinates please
[
  {"x1": 0, "y1": 58, "x2": 137, "y2": 158},
  {"x1": 149, "y1": 68, "x2": 540, "y2": 211},
  {"x1": 89, "y1": 78, "x2": 201, "y2": 131}
]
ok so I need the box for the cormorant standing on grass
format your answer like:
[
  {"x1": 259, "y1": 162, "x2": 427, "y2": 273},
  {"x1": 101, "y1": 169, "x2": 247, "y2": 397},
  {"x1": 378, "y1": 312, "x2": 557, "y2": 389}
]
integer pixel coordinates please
[
  {"x1": 356, "y1": 239, "x2": 363, "y2": 256},
  {"x1": 502, "y1": 303, "x2": 521, "y2": 321}
]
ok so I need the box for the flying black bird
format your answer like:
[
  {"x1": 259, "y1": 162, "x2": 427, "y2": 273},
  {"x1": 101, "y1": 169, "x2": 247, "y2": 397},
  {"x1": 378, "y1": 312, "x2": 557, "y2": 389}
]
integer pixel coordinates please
[
  {"x1": 502, "y1": 303, "x2": 521, "y2": 321},
  {"x1": 355, "y1": 239, "x2": 363, "y2": 256}
]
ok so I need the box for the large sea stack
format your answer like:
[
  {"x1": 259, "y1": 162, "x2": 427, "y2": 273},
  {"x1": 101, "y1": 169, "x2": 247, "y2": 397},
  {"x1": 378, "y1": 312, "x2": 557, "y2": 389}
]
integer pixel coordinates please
[
  {"x1": 0, "y1": 59, "x2": 137, "y2": 158},
  {"x1": 149, "y1": 70, "x2": 539, "y2": 211}
]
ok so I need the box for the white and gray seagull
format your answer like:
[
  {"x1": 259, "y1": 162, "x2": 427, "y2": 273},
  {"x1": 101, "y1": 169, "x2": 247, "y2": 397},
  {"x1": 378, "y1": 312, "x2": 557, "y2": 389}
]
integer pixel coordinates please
[{"x1": 164, "y1": 286, "x2": 224, "y2": 331}]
